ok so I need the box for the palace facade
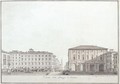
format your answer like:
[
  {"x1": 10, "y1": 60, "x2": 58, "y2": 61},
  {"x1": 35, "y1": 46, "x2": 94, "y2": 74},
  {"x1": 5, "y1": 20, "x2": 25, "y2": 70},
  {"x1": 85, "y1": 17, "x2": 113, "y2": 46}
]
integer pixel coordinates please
[
  {"x1": 68, "y1": 45, "x2": 118, "y2": 73},
  {"x1": 2, "y1": 49, "x2": 61, "y2": 72}
]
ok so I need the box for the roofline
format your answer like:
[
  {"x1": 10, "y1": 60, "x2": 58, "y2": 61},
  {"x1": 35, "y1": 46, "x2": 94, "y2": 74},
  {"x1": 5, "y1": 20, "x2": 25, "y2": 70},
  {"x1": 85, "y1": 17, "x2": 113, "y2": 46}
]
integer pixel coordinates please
[{"x1": 68, "y1": 48, "x2": 108, "y2": 50}]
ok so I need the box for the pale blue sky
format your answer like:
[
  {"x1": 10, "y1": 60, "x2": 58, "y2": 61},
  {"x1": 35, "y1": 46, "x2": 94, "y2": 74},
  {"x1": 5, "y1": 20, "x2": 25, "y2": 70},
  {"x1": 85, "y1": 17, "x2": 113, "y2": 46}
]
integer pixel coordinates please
[{"x1": 2, "y1": 1, "x2": 118, "y2": 65}]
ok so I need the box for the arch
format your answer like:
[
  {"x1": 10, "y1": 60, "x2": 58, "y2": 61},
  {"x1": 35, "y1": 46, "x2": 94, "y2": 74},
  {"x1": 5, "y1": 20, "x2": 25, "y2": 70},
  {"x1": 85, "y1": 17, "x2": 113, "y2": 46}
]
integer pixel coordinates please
[
  {"x1": 71, "y1": 63, "x2": 76, "y2": 71},
  {"x1": 99, "y1": 64, "x2": 104, "y2": 72}
]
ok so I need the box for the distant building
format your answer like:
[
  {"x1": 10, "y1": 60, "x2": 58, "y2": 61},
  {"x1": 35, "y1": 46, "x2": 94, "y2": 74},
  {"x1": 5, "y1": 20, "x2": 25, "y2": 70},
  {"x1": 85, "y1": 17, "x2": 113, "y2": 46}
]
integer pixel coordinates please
[
  {"x1": 2, "y1": 49, "x2": 60, "y2": 72},
  {"x1": 2, "y1": 51, "x2": 10, "y2": 71},
  {"x1": 68, "y1": 45, "x2": 108, "y2": 72},
  {"x1": 64, "y1": 62, "x2": 69, "y2": 70},
  {"x1": 53, "y1": 58, "x2": 62, "y2": 71},
  {"x1": 101, "y1": 50, "x2": 118, "y2": 72}
]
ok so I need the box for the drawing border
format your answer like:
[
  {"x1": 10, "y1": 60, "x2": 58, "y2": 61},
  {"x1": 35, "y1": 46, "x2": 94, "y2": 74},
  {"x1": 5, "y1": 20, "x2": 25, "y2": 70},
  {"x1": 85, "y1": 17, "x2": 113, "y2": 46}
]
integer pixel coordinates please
[{"x1": 0, "y1": 0, "x2": 119, "y2": 84}]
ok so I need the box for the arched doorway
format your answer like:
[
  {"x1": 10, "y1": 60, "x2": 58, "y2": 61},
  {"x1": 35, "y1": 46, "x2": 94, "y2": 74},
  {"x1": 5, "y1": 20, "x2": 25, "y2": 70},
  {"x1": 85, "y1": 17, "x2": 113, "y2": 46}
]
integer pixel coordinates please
[
  {"x1": 71, "y1": 64, "x2": 75, "y2": 71},
  {"x1": 99, "y1": 64, "x2": 104, "y2": 72},
  {"x1": 90, "y1": 64, "x2": 94, "y2": 72}
]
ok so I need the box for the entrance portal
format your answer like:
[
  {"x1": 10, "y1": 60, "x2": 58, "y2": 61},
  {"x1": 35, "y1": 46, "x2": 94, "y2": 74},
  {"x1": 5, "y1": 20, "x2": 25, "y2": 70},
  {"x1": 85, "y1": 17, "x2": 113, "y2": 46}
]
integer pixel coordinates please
[
  {"x1": 90, "y1": 64, "x2": 94, "y2": 72},
  {"x1": 99, "y1": 64, "x2": 104, "y2": 72}
]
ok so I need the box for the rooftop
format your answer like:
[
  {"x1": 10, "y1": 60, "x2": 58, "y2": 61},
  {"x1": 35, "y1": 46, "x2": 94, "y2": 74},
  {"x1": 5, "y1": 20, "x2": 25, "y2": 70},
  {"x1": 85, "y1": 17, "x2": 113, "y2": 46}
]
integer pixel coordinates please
[
  {"x1": 3, "y1": 49, "x2": 53, "y2": 54},
  {"x1": 69, "y1": 45, "x2": 108, "y2": 50}
]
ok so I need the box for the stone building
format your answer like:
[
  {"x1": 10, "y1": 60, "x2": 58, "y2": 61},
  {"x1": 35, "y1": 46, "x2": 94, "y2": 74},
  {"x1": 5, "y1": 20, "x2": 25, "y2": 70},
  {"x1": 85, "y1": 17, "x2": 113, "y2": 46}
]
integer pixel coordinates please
[
  {"x1": 2, "y1": 51, "x2": 10, "y2": 71},
  {"x1": 101, "y1": 50, "x2": 118, "y2": 72},
  {"x1": 68, "y1": 45, "x2": 108, "y2": 72},
  {"x1": 2, "y1": 49, "x2": 60, "y2": 72}
]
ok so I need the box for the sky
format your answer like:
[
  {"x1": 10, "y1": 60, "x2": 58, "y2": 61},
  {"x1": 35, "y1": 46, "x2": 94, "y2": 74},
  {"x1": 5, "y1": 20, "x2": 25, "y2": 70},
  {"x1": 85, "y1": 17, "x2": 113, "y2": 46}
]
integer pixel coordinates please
[{"x1": 2, "y1": 1, "x2": 118, "y2": 66}]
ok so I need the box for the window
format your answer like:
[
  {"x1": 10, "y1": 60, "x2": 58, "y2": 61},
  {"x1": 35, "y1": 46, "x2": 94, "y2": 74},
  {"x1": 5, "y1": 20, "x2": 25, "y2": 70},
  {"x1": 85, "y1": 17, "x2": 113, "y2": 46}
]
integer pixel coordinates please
[
  {"x1": 82, "y1": 56, "x2": 84, "y2": 60},
  {"x1": 78, "y1": 55, "x2": 80, "y2": 59},
  {"x1": 46, "y1": 55, "x2": 47, "y2": 57},
  {"x1": 42, "y1": 58, "x2": 44, "y2": 60},
  {"x1": 92, "y1": 56, "x2": 93, "y2": 59},
  {"x1": 3, "y1": 59, "x2": 6, "y2": 65},
  {"x1": 100, "y1": 57, "x2": 103, "y2": 60},
  {"x1": 21, "y1": 58, "x2": 23, "y2": 60},
  {"x1": 39, "y1": 58, "x2": 40, "y2": 60},
  {"x1": 3, "y1": 55, "x2": 6, "y2": 59},
  {"x1": 87, "y1": 55, "x2": 89, "y2": 60},
  {"x1": 46, "y1": 58, "x2": 47, "y2": 60},
  {"x1": 49, "y1": 58, "x2": 51, "y2": 60},
  {"x1": 73, "y1": 57, "x2": 75, "y2": 60}
]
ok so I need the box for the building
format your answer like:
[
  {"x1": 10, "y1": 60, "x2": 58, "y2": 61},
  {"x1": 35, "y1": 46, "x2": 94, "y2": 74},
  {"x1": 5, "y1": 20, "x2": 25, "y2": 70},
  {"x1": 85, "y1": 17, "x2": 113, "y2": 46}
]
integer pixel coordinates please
[
  {"x1": 2, "y1": 51, "x2": 10, "y2": 71},
  {"x1": 2, "y1": 49, "x2": 60, "y2": 72},
  {"x1": 64, "y1": 62, "x2": 69, "y2": 70},
  {"x1": 53, "y1": 58, "x2": 62, "y2": 71},
  {"x1": 68, "y1": 45, "x2": 108, "y2": 72},
  {"x1": 101, "y1": 50, "x2": 118, "y2": 72}
]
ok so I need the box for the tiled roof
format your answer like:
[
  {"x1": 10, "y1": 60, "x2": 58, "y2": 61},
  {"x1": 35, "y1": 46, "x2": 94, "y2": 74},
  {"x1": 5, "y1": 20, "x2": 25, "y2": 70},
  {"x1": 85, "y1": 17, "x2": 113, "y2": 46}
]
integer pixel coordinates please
[{"x1": 69, "y1": 45, "x2": 108, "y2": 50}]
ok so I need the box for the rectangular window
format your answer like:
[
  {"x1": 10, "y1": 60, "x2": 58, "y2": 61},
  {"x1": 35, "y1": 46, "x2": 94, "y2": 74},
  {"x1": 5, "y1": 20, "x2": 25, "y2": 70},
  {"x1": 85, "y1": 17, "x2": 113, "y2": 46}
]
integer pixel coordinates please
[
  {"x1": 92, "y1": 56, "x2": 93, "y2": 59},
  {"x1": 21, "y1": 58, "x2": 23, "y2": 60},
  {"x1": 73, "y1": 57, "x2": 75, "y2": 60},
  {"x1": 3, "y1": 59, "x2": 6, "y2": 65},
  {"x1": 83, "y1": 56, "x2": 84, "y2": 60},
  {"x1": 87, "y1": 55, "x2": 89, "y2": 60},
  {"x1": 78, "y1": 55, "x2": 80, "y2": 59},
  {"x1": 3, "y1": 54, "x2": 6, "y2": 59}
]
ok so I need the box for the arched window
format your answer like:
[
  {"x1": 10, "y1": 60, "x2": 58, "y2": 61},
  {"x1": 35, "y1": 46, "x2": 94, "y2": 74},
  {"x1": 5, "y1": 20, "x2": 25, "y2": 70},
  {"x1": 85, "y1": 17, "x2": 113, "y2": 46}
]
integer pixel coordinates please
[{"x1": 73, "y1": 56, "x2": 75, "y2": 60}]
